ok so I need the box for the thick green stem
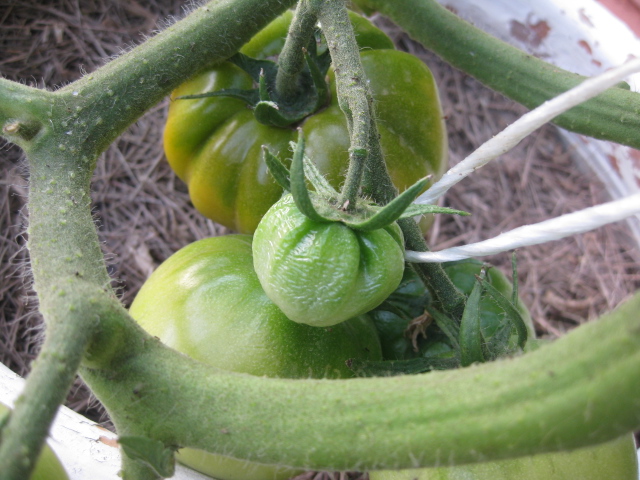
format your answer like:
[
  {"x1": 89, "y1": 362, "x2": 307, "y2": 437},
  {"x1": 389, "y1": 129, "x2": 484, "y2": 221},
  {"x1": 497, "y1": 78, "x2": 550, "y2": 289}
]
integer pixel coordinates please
[
  {"x1": 51, "y1": 0, "x2": 297, "y2": 159},
  {"x1": 0, "y1": 0, "x2": 296, "y2": 477},
  {"x1": 317, "y1": 0, "x2": 374, "y2": 208},
  {"x1": 275, "y1": 0, "x2": 319, "y2": 100},
  {"x1": 356, "y1": 0, "x2": 640, "y2": 150},
  {"x1": 82, "y1": 292, "x2": 640, "y2": 471}
]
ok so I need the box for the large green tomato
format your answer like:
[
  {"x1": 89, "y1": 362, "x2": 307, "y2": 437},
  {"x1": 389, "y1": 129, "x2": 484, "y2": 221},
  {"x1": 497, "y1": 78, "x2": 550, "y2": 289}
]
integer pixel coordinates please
[
  {"x1": 0, "y1": 403, "x2": 70, "y2": 480},
  {"x1": 369, "y1": 434, "x2": 639, "y2": 480},
  {"x1": 129, "y1": 234, "x2": 382, "y2": 479},
  {"x1": 163, "y1": 10, "x2": 447, "y2": 233},
  {"x1": 253, "y1": 193, "x2": 405, "y2": 327}
]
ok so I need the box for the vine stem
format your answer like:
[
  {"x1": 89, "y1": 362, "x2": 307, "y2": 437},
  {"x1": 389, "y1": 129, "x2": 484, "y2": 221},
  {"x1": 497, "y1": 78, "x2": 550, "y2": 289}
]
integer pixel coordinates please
[
  {"x1": 415, "y1": 58, "x2": 640, "y2": 206},
  {"x1": 316, "y1": 0, "x2": 373, "y2": 208},
  {"x1": 274, "y1": 0, "x2": 319, "y2": 100}
]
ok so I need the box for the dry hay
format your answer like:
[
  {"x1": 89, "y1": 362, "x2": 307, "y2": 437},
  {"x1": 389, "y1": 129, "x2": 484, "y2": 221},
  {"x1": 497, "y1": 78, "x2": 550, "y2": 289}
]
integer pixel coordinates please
[{"x1": 1, "y1": 0, "x2": 638, "y2": 473}]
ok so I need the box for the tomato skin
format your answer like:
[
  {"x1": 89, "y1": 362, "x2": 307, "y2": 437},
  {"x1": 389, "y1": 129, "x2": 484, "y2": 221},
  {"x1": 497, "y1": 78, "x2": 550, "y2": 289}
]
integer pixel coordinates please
[
  {"x1": 369, "y1": 434, "x2": 639, "y2": 480},
  {"x1": 0, "y1": 403, "x2": 70, "y2": 480},
  {"x1": 129, "y1": 234, "x2": 382, "y2": 479},
  {"x1": 252, "y1": 194, "x2": 405, "y2": 327},
  {"x1": 163, "y1": 11, "x2": 447, "y2": 233}
]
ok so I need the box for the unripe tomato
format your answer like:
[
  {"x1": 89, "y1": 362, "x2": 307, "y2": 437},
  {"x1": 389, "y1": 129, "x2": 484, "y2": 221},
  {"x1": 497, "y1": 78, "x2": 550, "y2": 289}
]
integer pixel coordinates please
[
  {"x1": 163, "y1": 11, "x2": 447, "y2": 233},
  {"x1": 129, "y1": 234, "x2": 382, "y2": 479},
  {"x1": 253, "y1": 193, "x2": 405, "y2": 327}
]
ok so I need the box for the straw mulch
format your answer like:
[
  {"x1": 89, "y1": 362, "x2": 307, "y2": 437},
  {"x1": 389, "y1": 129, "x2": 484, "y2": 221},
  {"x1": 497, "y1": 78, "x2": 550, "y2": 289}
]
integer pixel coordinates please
[{"x1": 1, "y1": 0, "x2": 638, "y2": 475}]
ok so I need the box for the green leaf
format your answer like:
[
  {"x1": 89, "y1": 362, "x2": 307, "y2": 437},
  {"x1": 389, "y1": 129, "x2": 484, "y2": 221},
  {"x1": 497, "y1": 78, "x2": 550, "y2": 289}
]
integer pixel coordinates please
[
  {"x1": 227, "y1": 52, "x2": 277, "y2": 83},
  {"x1": 477, "y1": 275, "x2": 529, "y2": 350},
  {"x1": 346, "y1": 177, "x2": 430, "y2": 231},
  {"x1": 482, "y1": 317, "x2": 514, "y2": 361},
  {"x1": 287, "y1": 140, "x2": 339, "y2": 197},
  {"x1": 262, "y1": 147, "x2": 291, "y2": 191},
  {"x1": 119, "y1": 436, "x2": 175, "y2": 478},
  {"x1": 304, "y1": 48, "x2": 330, "y2": 112},
  {"x1": 459, "y1": 269, "x2": 486, "y2": 367},
  {"x1": 289, "y1": 131, "x2": 327, "y2": 222},
  {"x1": 511, "y1": 251, "x2": 519, "y2": 306},
  {"x1": 426, "y1": 306, "x2": 460, "y2": 350}
]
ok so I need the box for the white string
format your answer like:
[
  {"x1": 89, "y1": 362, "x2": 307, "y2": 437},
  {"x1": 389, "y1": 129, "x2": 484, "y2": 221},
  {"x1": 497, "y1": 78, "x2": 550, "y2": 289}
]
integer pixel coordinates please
[
  {"x1": 415, "y1": 58, "x2": 640, "y2": 206},
  {"x1": 406, "y1": 193, "x2": 640, "y2": 263}
]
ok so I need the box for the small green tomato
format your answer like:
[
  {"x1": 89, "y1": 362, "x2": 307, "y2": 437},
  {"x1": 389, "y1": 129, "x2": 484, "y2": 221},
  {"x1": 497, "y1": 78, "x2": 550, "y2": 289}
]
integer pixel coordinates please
[{"x1": 252, "y1": 193, "x2": 405, "y2": 327}]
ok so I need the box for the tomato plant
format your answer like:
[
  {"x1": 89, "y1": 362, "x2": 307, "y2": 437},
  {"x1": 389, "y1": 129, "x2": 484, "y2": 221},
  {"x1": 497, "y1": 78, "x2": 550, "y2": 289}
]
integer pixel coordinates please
[
  {"x1": 369, "y1": 434, "x2": 639, "y2": 480},
  {"x1": 3, "y1": 0, "x2": 640, "y2": 479},
  {"x1": 163, "y1": 9, "x2": 447, "y2": 233},
  {"x1": 129, "y1": 234, "x2": 382, "y2": 479}
]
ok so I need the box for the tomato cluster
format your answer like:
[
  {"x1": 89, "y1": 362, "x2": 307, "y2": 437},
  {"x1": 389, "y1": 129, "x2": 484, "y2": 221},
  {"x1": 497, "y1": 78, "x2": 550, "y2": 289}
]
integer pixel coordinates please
[
  {"x1": 163, "y1": 10, "x2": 447, "y2": 234},
  {"x1": 130, "y1": 9, "x2": 640, "y2": 480}
]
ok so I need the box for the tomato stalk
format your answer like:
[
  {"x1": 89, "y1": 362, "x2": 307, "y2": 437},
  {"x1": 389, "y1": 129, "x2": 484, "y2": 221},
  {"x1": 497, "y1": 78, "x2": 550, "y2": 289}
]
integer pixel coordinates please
[
  {"x1": 314, "y1": 0, "x2": 379, "y2": 209},
  {"x1": 311, "y1": 0, "x2": 466, "y2": 316},
  {"x1": 274, "y1": 0, "x2": 320, "y2": 99}
]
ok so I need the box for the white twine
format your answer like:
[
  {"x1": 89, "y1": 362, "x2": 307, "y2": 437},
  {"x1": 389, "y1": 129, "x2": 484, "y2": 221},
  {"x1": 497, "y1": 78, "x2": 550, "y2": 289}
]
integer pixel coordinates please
[
  {"x1": 406, "y1": 193, "x2": 640, "y2": 263},
  {"x1": 415, "y1": 57, "x2": 640, "y2": 206}
]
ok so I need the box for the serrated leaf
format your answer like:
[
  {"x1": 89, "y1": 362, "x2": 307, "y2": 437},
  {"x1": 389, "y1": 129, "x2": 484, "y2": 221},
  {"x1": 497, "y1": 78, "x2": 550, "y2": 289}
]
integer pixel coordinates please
[
  {"x1": 459, "y1": 269, "x2": 486, "y2": 367},
  {"x1": 119, "y1": 436, "x2": 175, "y2": 478}
]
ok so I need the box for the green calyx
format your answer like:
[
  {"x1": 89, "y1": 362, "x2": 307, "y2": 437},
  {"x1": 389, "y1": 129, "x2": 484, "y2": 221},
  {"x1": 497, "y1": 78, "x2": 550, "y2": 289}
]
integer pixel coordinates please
[
  {"x1": 176, "y1": 40, "x2": 330, "y2": 128},
  {"x1": 264, "y1": 131, "x2": 468, "y2": 232}
]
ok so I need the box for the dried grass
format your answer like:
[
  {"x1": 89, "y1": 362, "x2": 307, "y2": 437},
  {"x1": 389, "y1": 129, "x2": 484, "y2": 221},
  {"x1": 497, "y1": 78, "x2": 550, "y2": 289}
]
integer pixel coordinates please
[{"x1": 1, "y1": 0, "x2": 638, "y2": 475}]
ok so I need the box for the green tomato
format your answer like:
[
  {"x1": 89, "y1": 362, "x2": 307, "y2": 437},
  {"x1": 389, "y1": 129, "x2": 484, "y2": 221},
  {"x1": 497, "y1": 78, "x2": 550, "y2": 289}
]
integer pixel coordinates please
[
  {"x1": 369, "y1": 434, "x2": 639, "y2": 480},
  {"x1": 252, "y1": 193, "x2": 405, "y2": 327},
  {"x1": 163, "y1": 10, "x2": 447, "y2": 233},
  {"x1": 0, "y1": 403, "x2": 69, "y2": 480},
  {"x1": 129, "y1": 234, "x2": 382, "y2": 479}
]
